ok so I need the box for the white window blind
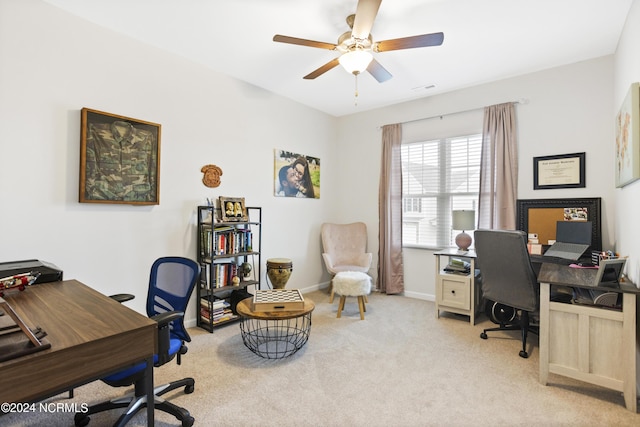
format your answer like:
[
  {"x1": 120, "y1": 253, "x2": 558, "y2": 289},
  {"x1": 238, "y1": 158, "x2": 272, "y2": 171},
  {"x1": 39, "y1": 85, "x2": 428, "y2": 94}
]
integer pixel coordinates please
[{"x1": 401, "y1": 134, "x2": 481, "y2": 247}]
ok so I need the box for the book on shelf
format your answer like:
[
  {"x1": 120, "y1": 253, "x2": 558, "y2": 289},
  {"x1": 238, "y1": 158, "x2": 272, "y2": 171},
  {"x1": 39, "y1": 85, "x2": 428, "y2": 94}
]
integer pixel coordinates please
[
  {"x1": 444, "y1": 258, "x2": 470, "y2": 274},
  {"x1": 200, "y1": 298, "x2": 230, "y2": 310},
  {"x1": 200, "y1": 227, "x2": 212, "y2": 257},
  {"x1": 200, "y1": 309, "x2": 237, "y2": 325},
  {"x1": 200, "y1": 226, "x2": 254, "y2": 258},
  {"x1": 200, "y1": 303, "x2": 233, "y2": 317},
  {"x1": 201, "y1": 261, "x2": 237, "y2": 289},
  {"x1": 200, "y1": 307, "x2": 233, "y2": 320},
  {"x1": 213, "y1": 314, "x2": 237, "y2": 325}
]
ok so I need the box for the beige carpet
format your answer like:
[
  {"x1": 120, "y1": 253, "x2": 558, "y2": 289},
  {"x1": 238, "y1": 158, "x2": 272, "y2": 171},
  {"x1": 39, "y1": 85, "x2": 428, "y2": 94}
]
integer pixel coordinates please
[{"x1": 3, "y1": 290, "x2": 639, "y2": 426}]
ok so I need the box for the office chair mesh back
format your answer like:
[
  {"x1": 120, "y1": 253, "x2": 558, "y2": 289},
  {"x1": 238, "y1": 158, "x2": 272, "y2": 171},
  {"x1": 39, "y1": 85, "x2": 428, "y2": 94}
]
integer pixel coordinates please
[
  {"x1": 74, "y1": 256, "x2": 200, "y2": 427},
  {"x1": 146, "y1": 257, "x2": 199, "y2": 343},
  {"x1": 474, "y1": 229, "x2": 538, "y2": 312}
]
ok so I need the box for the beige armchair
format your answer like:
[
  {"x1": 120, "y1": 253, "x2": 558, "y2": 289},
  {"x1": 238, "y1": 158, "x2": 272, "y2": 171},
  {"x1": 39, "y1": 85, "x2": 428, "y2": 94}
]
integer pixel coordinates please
[{"x1": 321, "y1": 222, "x2": 373, "y2": 303}]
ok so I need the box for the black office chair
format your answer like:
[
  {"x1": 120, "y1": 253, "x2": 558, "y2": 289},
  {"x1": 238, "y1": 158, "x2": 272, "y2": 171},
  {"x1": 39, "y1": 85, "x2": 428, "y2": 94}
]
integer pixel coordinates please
[
  {"x1": 74, "y1": 256, "x2": 200, "y2": 427},
  {"x1": 474, "y1": 229, "x2": 539, "y2": 358}
]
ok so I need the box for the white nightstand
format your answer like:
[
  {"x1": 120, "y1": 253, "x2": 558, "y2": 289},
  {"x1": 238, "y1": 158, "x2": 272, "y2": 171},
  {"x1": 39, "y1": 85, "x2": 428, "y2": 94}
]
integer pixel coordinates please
[{"x1": 434, "y1": 248, "x2": 482, "y2": 325}]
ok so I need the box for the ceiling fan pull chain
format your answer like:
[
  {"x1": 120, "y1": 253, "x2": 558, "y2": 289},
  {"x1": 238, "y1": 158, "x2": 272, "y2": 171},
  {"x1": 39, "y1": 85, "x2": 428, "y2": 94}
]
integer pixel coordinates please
[{"x1": 354, "y1": 73, "x2": 359, "y2": 106}]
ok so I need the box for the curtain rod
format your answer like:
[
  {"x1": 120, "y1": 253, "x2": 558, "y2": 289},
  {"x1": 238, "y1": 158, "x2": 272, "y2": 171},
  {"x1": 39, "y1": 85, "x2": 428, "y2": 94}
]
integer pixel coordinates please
[{"x1": 378, "y1": 98, "x2": 529, "y2": 129}]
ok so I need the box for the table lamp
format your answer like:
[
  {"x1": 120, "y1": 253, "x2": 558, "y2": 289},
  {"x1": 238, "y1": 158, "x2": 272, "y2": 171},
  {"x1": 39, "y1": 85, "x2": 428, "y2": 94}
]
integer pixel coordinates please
[{"x1": 452, "y1": 210, "x2": 475, "y2": 251}]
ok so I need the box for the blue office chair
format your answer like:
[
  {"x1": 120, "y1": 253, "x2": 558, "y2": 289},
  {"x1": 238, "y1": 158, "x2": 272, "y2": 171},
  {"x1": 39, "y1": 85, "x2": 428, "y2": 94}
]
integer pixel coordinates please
[{"x1": 74, "y1": 257, "x2": 200, "y2": 427}]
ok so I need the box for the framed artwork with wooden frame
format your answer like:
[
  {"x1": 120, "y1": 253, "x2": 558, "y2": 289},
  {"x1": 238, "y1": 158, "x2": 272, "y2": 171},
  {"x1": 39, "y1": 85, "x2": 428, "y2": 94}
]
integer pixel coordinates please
[
  {"x1": 79, "y1": 108, "x2": 161, "y2": 205},
  {"x1": 516, "y1": 197, "x2": 602, "y2": 251},
  {"x1": 219, "y1": 196, "x2": 247, "y2": 222}
]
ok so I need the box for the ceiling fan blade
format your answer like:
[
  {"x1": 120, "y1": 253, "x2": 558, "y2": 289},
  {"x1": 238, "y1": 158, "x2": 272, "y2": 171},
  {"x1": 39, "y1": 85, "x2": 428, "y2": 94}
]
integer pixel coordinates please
[
  {"x1": 367, "y1": 59, "x2": 392, "y2": 83},
  {"x1": 273, "y1": 35, "x2": 337, "y2": 50},
  {"x1": 352, "y1": 0, "x2": 382, "y2": 40},
  {"x1": 374, "y1": 32, "x2": 444, "y2": 52},
  {"x1": 303, "y1": 58, "x2": 341, "y2": 80}
]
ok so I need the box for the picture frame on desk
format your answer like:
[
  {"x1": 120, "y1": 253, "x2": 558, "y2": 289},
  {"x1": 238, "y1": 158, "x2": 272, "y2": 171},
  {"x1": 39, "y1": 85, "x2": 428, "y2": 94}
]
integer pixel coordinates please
[
  {"x1": 79, "y1": 108, "x2": 161, "y2": 205},
  {"x1": 533, "y1": 152, "x2": 585, "y2": 190},
  {"x1": 594, "y1": 258, "x2": 626, "y2": 286}
]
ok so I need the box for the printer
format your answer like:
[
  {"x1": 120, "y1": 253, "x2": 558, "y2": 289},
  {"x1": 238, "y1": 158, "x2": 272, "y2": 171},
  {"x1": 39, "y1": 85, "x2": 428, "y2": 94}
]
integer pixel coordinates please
[{"x1": 0, "y1": 259, "x2": 63, "y2": 284}]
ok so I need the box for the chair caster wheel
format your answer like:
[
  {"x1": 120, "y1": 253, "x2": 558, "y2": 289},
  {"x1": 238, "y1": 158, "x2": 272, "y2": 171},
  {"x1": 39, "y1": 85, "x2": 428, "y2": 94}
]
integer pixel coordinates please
[
  {"x1": 74, "y1": 413, "x2": 90, "y2": 427},
  {"x1": 480, "y1": 332, "x2": 488, "y2": 339},
  {"x1": 182, "y1": 415, "x2": 195, "y2": 427},
  {"x1": 185, "y1": 384, "x2": 195, "y2": 394},
  {"x1": 519, "y1": 350, "x2": 529, "y2": 358}
]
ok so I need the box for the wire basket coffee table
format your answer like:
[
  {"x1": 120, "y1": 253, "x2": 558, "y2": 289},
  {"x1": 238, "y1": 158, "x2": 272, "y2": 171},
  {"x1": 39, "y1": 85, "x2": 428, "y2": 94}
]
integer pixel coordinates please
[{"x1": 236, "y1": 297, "x2": 315, "y2": 359}]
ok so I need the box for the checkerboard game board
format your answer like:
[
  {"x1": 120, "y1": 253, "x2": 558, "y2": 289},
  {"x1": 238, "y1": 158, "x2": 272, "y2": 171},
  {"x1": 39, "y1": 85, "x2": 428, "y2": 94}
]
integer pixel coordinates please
[{"x1": 253, "y1": 289, "x2": 305, "y2": 311}]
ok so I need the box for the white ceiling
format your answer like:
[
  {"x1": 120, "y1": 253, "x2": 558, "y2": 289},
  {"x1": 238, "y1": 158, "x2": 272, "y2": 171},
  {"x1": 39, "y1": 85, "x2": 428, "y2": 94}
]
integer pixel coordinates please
[{"x1": 43, "y1": 0, "x2": 632, "y2": 117}]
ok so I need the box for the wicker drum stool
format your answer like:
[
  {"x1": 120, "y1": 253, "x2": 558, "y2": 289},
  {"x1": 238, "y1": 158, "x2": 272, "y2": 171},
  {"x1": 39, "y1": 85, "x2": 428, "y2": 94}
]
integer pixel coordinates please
[{"x1": 333, "y1": 271, "x2": 372, "y2": 320}]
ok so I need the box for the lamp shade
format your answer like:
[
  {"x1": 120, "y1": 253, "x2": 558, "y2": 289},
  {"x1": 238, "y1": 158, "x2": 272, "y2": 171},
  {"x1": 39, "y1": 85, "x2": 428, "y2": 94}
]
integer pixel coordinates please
[
  {"x1": 339, "y1": 49, "x2": 373, "y2": 74},
  {"x1": 452, "y1": 210, "x2": 475, "y2": 231},
  {"x1": 452, "y1": 210, "x2": 475, "y2": 251}
]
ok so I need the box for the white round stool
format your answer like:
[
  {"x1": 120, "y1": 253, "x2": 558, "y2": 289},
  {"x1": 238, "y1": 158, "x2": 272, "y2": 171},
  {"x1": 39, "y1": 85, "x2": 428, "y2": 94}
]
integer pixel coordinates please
[{"x1": 333, "y1": 271, "x2": 372, "y2": 320}]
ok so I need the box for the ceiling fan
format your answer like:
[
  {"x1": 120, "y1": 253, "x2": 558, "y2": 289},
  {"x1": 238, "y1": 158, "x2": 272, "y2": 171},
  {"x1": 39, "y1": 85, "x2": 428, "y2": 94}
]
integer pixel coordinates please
[{"x1": 273, "y1": 0, "x2": 444, "y2": 83}]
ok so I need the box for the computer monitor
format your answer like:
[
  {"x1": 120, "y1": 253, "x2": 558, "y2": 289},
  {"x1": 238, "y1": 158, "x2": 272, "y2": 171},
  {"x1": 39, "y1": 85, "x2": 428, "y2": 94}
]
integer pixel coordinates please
[{"x1": 555, "y1": 220, "x2": 592, "y2": 245}]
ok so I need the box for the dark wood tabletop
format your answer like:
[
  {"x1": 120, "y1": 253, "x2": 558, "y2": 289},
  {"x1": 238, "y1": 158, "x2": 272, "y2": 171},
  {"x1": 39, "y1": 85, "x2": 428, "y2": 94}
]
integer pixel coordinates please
[
  {"x1": 537, "y1": 262, "x2": 640, "y2": 294},
  {"x1": 0, "y1": 280, "x2": 157, "y2": 404}
]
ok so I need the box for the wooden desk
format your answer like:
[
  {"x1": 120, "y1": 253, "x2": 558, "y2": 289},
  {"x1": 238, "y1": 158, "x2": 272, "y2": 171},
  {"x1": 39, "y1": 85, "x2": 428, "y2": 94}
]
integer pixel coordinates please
[
  {"x1": 537, "y1": 263, "x2": 639, "y2": 412},
  {"x1": 0, "y1": 280, "x2": 157, "y2": 424}
]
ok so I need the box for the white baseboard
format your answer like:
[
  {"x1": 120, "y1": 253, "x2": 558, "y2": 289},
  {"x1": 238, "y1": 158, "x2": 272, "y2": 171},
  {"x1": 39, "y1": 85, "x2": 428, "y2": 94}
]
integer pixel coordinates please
[{"x1": 401, "y1": 290, "x2": 435, "y2": 301}]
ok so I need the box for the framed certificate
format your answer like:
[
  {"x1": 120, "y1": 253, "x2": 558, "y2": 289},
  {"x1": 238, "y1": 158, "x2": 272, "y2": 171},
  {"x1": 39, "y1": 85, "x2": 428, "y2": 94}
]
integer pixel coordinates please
[{"x1": 533, "y1": 152, "x2": 585, "y2": 190}]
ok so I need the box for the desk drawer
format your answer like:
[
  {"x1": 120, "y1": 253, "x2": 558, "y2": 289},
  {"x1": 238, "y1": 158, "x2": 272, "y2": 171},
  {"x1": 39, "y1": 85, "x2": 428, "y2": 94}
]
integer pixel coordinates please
[{"x1": 438, "y1": 277, "x2": 470, "y2": 310}]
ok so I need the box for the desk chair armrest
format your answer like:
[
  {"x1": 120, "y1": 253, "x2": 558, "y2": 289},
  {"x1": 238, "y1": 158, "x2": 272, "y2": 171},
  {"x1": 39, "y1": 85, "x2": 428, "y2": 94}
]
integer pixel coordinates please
[
  {"x1": 151, "y1": 311, "x2": 185, "y2": 365},
  {"x1": 109, "y1": 293, "x2": 135, "y2": 303},
  {"x1": 151, "y1": 310, "x2": 184, "y2": 326}
]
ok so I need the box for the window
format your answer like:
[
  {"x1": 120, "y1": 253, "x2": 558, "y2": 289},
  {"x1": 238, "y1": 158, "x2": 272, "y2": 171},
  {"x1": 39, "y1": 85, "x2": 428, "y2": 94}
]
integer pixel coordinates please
[{"x1": 401, "y1": 134, "x2": 481, "y2": 248}]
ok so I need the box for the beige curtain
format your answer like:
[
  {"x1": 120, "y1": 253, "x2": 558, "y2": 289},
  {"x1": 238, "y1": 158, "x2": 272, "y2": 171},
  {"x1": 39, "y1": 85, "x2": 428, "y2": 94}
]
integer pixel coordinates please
[
  {"x1": 478, "y1": 102, "x2": 518, "y2": 230},
  {"x1": 378, "y1": 124, "x2": 404, "y2": 294}
]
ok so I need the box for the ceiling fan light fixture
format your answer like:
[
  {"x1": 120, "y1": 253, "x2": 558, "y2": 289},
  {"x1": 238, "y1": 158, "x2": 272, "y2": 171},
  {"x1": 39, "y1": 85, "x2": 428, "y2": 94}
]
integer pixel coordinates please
[{"x1": 338, "y1": 49, "x2": 373, "y2": 75}]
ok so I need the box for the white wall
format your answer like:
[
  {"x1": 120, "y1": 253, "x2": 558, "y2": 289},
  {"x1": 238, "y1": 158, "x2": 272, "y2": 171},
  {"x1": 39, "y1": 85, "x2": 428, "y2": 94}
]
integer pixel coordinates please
[
  {"x1": 614, "y1": 0, "x2": 640, "y2": 285},
  {"x1": 0, "y1": 0, "x2": 339, "y2": 324},
  {"x1": 337, "y1": 56, "x2": 615, "y2": 300},
  {"x1": 612, "y1": 0, "x2": 640, "y2": 394}
]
